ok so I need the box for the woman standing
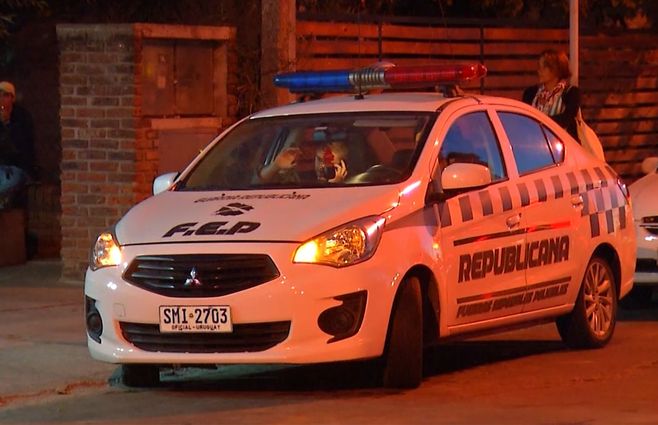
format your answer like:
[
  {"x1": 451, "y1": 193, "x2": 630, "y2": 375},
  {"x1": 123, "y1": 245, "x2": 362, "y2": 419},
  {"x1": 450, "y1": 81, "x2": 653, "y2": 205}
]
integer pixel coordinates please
[{"x1": 523, "y1": 49, "x2": 580, "y2": 142}]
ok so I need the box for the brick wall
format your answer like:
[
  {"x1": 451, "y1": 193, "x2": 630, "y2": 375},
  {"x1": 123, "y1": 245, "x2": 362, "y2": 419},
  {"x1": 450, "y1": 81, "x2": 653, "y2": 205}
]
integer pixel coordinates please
[
  {"x1": 57, "y1": 24, "x2": 238, "y2": 281},
  {"x1": 134, "y1": 126, "x2": 159, "y2": 202},
  {"x1": 57, "y1": 24, "x2": 137, "y2": 280}
]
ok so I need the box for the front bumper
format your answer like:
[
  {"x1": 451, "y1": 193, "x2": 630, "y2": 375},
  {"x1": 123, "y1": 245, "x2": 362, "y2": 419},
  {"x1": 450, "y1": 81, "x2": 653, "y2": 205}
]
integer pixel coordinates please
[{"x1": 84, "y1": 241, "x2": 402, "y2": 365}]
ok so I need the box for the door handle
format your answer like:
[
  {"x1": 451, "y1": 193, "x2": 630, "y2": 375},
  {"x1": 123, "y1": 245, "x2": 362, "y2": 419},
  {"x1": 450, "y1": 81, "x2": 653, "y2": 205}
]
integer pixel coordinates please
[
  {"x1": 506, "y1": 214, "x2": 521, "y2": 229},
  {"x1": 571, "y1": 195, "x2": 584, "y2": 208}
]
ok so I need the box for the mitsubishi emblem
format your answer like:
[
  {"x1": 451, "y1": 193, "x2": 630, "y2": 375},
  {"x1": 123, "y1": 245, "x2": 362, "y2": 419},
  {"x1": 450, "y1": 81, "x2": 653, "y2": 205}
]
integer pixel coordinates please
[{"x1": 184, "y1": 267, "x2": 202, "y2": 287}]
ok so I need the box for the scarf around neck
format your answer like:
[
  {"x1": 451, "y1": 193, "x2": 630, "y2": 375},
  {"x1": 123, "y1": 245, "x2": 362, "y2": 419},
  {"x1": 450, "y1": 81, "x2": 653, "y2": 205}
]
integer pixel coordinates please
[{"x1": 532, "y1": 80, "x2": 569, "y2": 117}]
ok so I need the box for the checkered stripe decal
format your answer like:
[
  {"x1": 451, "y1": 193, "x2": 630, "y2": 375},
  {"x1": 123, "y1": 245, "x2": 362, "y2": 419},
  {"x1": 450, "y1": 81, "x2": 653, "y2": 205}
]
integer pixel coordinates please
[
  {"x1": 583, "y1": 166, "x2": 628, "y2": 238},
  {"x1": 437, "y1": 165, "x2": 629, "y2": 238}
]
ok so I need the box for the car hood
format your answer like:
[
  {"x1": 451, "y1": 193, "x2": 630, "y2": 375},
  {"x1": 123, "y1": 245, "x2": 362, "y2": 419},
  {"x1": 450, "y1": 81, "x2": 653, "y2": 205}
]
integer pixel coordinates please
[
  {"x1": 115, "y1": 187, "x2": 402, "y2": 245},
  {"x1": 629, "y1": 171, "x2": 658, "y2": 219}
]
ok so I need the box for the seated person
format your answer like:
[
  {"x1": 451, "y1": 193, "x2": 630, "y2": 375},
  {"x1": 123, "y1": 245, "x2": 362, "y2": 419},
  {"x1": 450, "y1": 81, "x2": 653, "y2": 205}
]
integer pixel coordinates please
[
  {"x1": 314, "y1": 141, "x2": 348, "y2": 183},
  {"x1": 0, "y1": 81, "x2": 34, "y2": 208},
  {"x1": 0, "y1": 166, "x2": 28, "y2": 208},
  {"x1": 259, "y1": 141, "x2": 349, "y2": 184}
]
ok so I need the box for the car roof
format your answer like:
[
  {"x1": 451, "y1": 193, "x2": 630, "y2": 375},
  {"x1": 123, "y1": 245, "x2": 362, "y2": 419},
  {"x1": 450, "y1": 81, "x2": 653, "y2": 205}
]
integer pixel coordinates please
[{"x1": 250, "y1": 92, "x2": 532, "y2": 119}]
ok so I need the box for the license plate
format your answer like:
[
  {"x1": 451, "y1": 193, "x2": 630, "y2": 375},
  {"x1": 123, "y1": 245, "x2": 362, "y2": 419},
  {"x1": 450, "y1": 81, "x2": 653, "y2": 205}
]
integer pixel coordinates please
[{"x1": 159, "y1": 305, "x2": 232, "y2": 333}]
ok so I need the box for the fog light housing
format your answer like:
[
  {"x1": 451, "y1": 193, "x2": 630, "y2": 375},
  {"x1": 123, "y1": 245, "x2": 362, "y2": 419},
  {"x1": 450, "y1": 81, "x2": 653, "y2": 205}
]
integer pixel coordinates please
[
  {"x1": 318, "y1": 290, "x2": 367, "y2": 343},
  {"x1": 85, "y1": 296, "x2": 103, "y2": 343}
]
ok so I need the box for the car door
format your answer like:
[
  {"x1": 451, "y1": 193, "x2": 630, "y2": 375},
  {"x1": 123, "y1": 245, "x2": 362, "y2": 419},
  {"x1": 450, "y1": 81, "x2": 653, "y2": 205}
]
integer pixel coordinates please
[
  {"x1": 433, "y1": 109, "x2": 527, "y2": 327},
  {"x1": 494, "y1": 110, "x2": 581, "y2": 312}
]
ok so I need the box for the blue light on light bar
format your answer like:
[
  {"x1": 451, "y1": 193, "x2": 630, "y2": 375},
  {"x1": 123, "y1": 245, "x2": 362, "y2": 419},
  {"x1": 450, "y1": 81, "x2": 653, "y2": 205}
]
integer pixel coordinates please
[{"x1": 274, "y1": 70, "x2": 352, "y2": 93}]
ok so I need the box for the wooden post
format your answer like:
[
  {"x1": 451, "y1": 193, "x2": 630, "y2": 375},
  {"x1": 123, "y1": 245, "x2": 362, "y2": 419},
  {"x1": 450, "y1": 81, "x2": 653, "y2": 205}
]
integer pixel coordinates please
[{"x1": 261, "y1": 0, "x2": 296, "y2": 108}]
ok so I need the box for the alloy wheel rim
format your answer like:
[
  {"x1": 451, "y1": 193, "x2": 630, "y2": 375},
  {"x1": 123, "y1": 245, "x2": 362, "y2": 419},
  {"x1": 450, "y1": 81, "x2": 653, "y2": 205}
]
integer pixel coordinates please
[{"x1": 583, "y1": 261, "x2": 614, "y2": 337}]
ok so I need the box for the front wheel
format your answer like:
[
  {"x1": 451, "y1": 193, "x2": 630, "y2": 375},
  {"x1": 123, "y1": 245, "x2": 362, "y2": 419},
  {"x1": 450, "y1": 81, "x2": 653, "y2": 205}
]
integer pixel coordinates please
[
  {"x1": 556, "y1": 256, "x2": 617, "y2": 348},
  {"x1": 381, "y1": 276, "x2": 423, "y2": 389}
]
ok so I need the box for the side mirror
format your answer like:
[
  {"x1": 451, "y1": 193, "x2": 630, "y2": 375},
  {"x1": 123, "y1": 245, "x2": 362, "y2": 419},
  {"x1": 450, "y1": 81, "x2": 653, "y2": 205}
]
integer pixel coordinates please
[
  {"x1": 441, "y1": 162, "x2": 492, "y2": 191},
  {"x1": 152, "y1": 172, "x2": 179, "y2": 196},
  {"x1": 641, "y1": 157, "x2": 658, "y2": 175}
]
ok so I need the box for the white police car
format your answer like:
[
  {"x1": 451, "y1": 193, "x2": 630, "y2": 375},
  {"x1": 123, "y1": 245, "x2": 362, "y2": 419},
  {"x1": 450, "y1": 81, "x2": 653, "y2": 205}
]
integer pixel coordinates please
[
  {"x1": 85, "y1": 64, "x2": 635, "y2": 389},
  {"x1": 629, "y1": 157, "x2": 658, "y2": 296}
]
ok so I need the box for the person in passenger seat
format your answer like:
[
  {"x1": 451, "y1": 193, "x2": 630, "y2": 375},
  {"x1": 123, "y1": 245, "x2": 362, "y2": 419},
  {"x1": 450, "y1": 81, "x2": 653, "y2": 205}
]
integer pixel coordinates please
[
  {"x1": 314, "y1": 141, "x2": 348, "y2": 183},
  {"x1": 259, "y1": 141, "x2": 349, "y2": 184}
]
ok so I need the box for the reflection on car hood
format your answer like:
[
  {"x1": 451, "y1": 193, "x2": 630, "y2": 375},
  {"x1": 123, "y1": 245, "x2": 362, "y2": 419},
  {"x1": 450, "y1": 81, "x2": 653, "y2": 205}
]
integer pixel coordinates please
[
  {"x1": 115, "y1": 187, "x2": 400, "y2": 245},
  {"x1": 630, "y1": 171, "x2": 658, "y2": 219}
]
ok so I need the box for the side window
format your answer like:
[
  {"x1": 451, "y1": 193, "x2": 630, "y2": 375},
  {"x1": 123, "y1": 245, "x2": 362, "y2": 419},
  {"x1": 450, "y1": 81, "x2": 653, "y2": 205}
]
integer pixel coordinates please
[
  {"x1": 439, "y1": 111, "x2": 507, "y2": 182},
  {"x1": 542, "y1": 126, "x2": 565, "y2": 164},
  {"x1": 499, "y1": 112, "x2": 555, "y2": 175}
]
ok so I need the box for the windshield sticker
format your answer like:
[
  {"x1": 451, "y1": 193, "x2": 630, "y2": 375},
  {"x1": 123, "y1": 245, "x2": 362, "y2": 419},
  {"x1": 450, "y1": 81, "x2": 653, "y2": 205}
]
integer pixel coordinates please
[
  {"x1": 163, "y1": 221, "x2": 261, "y2": 237},
  {"x1": 215, "y1": 203, "x2": 254, "y2": 216},
  {"x1": 195, "y1": 191, "x2": 310, "y2": 203}
]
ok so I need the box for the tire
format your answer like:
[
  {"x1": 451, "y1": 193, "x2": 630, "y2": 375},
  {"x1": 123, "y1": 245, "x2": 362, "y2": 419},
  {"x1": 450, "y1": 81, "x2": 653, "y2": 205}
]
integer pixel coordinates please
[
  {"x1": 556, "y1": 256, "x2": 617, "y2": 349},
  {"x1": 121, "y1": 364, "x2": 160, "y2": 388},
  {"x1": 381, "y1": 276, "x2": 423, "y2": 389}
]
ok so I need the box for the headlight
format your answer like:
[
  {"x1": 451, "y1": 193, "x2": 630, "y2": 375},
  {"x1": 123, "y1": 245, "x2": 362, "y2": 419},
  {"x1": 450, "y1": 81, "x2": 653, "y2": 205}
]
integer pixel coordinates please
[
  {"x1": 293, "y1": 216, "x2": 385, "y2": 267},
  {"x1": 90, "y1": 231, "x2": 122, "y2": 270}
]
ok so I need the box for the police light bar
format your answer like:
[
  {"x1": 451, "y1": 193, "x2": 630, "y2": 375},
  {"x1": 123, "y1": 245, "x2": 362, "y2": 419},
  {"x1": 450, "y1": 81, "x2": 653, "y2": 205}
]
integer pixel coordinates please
[{"x1": 273, "y1": 63, "x2": 486, "y2": 93}]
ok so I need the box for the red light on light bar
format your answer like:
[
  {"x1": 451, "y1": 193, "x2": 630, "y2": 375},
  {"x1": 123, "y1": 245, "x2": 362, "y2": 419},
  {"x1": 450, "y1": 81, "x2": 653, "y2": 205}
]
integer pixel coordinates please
[{"x1": 385, "y1": 64, "x2": 486, "y2": 87}]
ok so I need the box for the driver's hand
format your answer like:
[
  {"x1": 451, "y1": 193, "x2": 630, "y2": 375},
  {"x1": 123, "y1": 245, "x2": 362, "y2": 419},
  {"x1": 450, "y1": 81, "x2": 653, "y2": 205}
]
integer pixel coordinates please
[
  {"x1": 329, "y1": 160, "x2": 347, "y2": 183},
  {"x1": 274, "y1": 147, "x2": 301, "y2": 170}
]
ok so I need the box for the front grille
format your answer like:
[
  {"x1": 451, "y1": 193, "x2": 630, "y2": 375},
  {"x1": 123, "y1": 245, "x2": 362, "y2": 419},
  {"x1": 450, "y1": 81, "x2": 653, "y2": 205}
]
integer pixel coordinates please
[
  {"x1": 636, "y1": 259, "x2": 658, "y2": 273},
  {"x1": 120, "y1": 321, "x2": 291, "y2": 353},
  {"x1": 641, "y1": 216, "x2": 658, "y2": 235},
  {"x1": 123, "y1": 254, "x2": 280, "y2": 297}
]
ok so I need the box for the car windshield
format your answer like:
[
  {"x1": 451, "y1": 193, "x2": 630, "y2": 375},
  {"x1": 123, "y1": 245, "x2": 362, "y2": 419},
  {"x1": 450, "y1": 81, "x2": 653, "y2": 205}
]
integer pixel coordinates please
[{"x1": 176, "y1": 112, "x2": 435, "y2": 191}]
